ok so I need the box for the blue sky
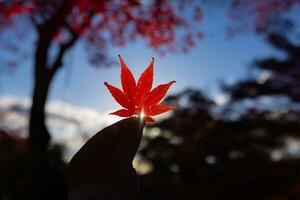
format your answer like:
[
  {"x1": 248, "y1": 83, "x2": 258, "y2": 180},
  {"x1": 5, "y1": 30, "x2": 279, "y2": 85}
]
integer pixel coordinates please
[{"x1": 0, "y1": 5, "x2": 298, "y2": 114}]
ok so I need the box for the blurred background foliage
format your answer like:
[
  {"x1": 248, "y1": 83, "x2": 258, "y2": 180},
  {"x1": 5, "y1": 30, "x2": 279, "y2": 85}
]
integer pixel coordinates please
[{"x1": 139, "y1": 30, "x2": 300, "y2": 200}]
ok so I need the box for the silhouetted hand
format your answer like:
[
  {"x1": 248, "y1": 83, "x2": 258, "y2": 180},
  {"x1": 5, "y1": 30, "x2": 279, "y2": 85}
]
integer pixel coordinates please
[{"x1": 67, "y1": 117, "x2": 144, "y2": 200}]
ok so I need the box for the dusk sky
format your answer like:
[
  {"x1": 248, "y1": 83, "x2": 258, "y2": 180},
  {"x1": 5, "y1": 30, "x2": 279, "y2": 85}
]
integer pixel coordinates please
[
  {"x1": 1, "y1": 4, "x2": 299, "y2": 159},
  {"x1": 1, "y1": 5, "x2": 290, "y2": 112}
]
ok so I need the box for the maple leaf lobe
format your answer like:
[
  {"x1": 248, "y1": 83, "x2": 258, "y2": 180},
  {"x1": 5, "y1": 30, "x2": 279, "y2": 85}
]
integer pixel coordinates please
[
  {"x1": 119, "y1": 55, "x2": 136, "y2": 104},
  {"x1": 137, "y1": 57, "x2": 154, "y2": 102},
  {"x1": 109, "y1": 109, "x2": 133, "y2": 117},
  {"x1": 104, "y1": 82, "x2": 131, "y2": 109}
]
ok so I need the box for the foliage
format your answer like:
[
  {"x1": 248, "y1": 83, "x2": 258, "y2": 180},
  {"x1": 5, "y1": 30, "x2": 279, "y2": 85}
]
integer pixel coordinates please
[
  {"x1": 0, "y1": 0, "x2": 203, "y2": 66},
  {"x1": 139, "y1": 32, "x2": 300, "y2": 199}
]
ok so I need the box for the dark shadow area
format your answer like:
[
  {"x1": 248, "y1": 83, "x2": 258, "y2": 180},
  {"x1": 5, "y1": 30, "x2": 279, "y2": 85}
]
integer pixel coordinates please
[
  {"x1": 139, "y1": 32, "x2": 300, "y2": 200},
  {"x1": 0, "y1": 131, "x2": 67, "y2": 200}
]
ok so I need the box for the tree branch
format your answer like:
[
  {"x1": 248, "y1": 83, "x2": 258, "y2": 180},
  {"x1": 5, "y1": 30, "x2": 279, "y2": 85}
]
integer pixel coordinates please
[
  {"x1": 39, "y1": 0, "x2": 78, "y2": 35},
  {"x1": 47, "y1": 11, "x2": 94, "y2": 79},
  {"x1": 47, "y1": 33, "x2": 79, "y2": 80}
]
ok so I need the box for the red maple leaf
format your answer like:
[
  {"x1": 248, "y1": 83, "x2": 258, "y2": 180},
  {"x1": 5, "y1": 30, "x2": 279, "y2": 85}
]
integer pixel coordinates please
[{"x1": 105, "y1": 55, "x2": 175, "y2": 122}]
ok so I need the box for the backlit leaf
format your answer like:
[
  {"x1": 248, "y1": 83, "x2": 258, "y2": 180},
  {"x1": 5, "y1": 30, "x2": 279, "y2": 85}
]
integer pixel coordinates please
[{"x1": 105, "y1": 56, "x2": 175, "y2": 122}]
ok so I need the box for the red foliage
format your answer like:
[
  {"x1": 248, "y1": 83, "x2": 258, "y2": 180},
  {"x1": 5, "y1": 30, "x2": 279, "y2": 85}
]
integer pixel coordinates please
[
  {"x1": 0, "y1": 0, "x2": 298, "y2": 66},
  {"x1": 105, "y1": 55, "x2": 175, "y2": 122},
  {"x1": 193, "y1": 6, "x2": 204, "y2": 22},
  {"x1": 0, "y1": 0, "x2": 204, "y2": 64}
]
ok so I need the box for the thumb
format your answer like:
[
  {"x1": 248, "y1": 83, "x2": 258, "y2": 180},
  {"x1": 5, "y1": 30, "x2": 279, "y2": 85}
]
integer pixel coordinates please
[{"x1": 67, "y1": 117, "x2": 144, "y2": 200}]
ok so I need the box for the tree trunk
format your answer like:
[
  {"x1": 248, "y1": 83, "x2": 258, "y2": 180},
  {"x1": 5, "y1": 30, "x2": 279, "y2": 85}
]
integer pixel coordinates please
[
  {"x1": 21, "y1": 2, "x2": 81, "y2": 198},
  {"x1": 27, "y1": 37, "x2": 79, "y2": 154},
  {"x1": 21, "y1": 36, "x2": 69, "y2": 200},
  {"x1": 28, "y1": 34, "x2": 52, "y2": 155},
  {"x1": 27, "y1": 0, "x2": 84, "y2": 154},
  {"x1": 28, "y1": 75, "x2": 51, "y2": 153}
]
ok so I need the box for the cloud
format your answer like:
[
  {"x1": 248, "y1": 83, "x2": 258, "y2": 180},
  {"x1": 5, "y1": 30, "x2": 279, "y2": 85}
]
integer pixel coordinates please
[
  {"x1": 0, "y1": 95, "x2": 119, "y2": 160},
  {"x1": 0, "y1": 95, "x2": 169, "y2": 168}
]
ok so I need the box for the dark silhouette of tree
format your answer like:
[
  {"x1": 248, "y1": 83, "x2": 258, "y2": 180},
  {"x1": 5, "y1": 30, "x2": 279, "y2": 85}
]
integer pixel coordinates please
[
  {"x1": 138, "y1": 32, "x2": 300, "y2": 199},
  {"x1": 0, "y1": 131, "x2": 25, "y2": 199},
  {"x1": 225, "y1": 33, "x2": 300, "y2": 102},
  {"x1": 139, "y1": 92, "x2": 300, "y2": 199},
  {"x1": 0, "y1": 0, "x2": 205, "y2": 159},
  {"x1": 227, "y1": 0, "x2": 300, "y2": 35}
]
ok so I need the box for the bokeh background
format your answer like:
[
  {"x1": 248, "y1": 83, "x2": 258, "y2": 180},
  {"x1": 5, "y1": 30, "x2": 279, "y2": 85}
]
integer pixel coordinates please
[{"x1": 1, "y1": 0, "x2": 300, "y2": 199}]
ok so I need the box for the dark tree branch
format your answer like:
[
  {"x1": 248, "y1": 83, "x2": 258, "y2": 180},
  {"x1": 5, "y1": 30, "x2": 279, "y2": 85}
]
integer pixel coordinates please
[
  {"x1": 48, "y1": 11, "x2": 94, "y2": 79},
  {"x1": 29, "y1": 15, "x2": 38, "y2": 29},
  {"x1": 63, "y1": 21, "x2": 78, "y2": 38},
  {"x1": 47, "y1": 33, "x2": 79, "y2": 79},
  {"x1": 37, "y1": 0, "x2": 78, "y2": 35}
]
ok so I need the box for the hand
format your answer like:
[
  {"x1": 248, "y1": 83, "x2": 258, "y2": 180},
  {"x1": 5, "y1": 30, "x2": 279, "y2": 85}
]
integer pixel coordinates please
[{"x1": 67, "y1": 117, "x2": 144, "y2": 200}]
